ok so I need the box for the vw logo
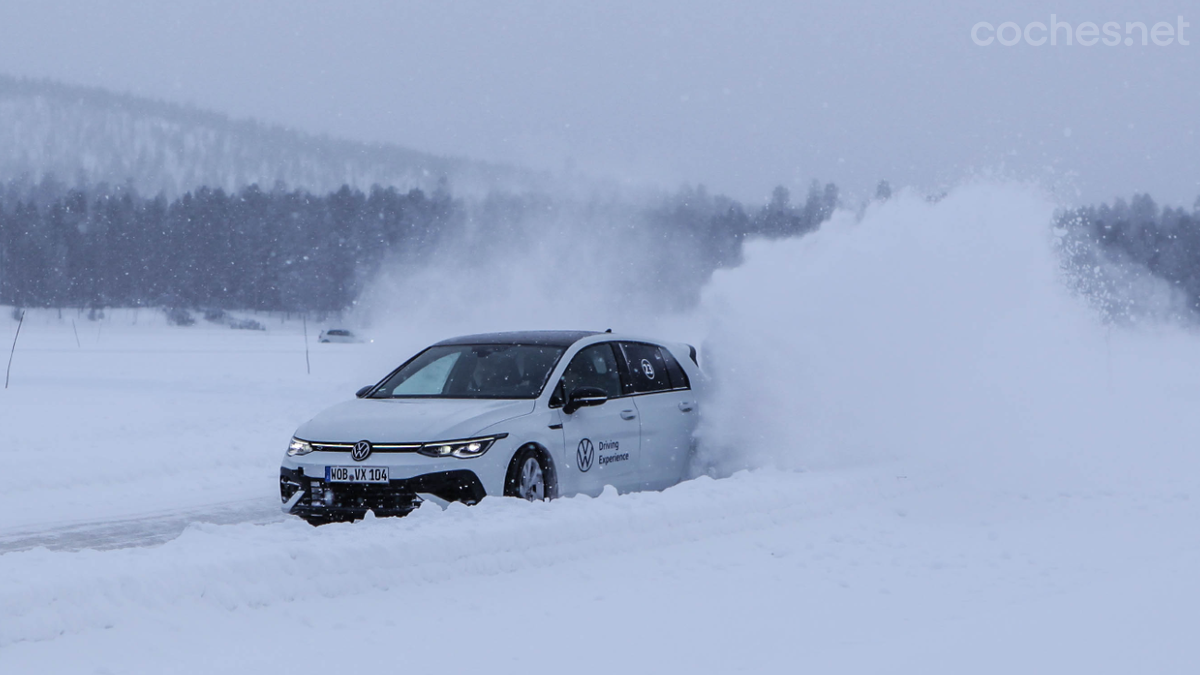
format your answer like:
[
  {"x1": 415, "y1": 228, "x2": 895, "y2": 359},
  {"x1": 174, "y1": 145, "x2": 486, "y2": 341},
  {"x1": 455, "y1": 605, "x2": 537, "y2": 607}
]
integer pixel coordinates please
[
  {"x1": 351, "y1": 440, "x2": 373, "y2": 462},
  {"x1": 640, "y1": 358, "x2": 656, "y2": 379},
  {"x1": 576, "y1": 438, "x2": 594, "y2": 472}
]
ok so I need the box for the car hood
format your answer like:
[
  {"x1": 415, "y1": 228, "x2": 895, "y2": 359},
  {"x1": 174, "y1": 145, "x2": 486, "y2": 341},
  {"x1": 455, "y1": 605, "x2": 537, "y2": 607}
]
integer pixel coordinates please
[{"x1": 294, "y1": 398, "x2": 536, "y2": 443}]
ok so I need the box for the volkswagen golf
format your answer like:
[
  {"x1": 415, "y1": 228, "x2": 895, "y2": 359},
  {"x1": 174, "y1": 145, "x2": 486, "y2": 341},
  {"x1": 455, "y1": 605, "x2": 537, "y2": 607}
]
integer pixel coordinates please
[{"x1": 280, "y1": 330, "x2": 702, "y2": 524}]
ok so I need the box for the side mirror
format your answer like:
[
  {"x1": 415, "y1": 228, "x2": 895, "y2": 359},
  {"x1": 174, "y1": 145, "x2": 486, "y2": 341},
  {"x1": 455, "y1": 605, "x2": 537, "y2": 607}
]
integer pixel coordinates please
[
  {"x1": 355, "y1": 386, "x2": 373, "y2": 398},
  {"x1": 564, "y1": 386, "x2": 608, "y2": 414}
]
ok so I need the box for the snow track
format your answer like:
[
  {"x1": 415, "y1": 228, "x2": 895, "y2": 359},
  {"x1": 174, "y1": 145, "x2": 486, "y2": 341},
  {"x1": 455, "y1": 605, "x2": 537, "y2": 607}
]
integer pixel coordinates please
[
  {"x1": 0, "y1": 497, "x2": 284, "y2": 554},
  {"x1": 4, "y1": 460, "x2": 1198, "y2": 673},
  {"x1": 0, "y1": 467, "x2": 916, "y2": 648}
]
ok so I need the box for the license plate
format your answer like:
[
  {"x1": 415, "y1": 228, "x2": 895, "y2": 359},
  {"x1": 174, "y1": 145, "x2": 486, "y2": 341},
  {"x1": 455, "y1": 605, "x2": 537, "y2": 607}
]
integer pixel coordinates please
[{"x1": 326, "y1": 466, "x2": 389, "y2": 483}]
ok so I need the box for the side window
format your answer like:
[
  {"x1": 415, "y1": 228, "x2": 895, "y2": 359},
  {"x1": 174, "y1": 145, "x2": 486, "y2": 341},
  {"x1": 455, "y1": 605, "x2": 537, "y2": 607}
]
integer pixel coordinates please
[
  {"x1": 618, "y1": 342, "x2": 672, "y2": 395},
  {"x1": 556, "y1": 343, "x2": 623, "y2": 403},
  {"x1": 660, "y1": 347, "x2": 691, "y2": 390}
]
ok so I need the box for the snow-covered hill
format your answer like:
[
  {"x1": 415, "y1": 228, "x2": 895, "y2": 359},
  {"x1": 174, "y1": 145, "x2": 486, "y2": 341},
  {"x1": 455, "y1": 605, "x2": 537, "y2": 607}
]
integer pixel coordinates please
[{"x1": 0, "y1": 75, "x2": 548, "y2": 197}]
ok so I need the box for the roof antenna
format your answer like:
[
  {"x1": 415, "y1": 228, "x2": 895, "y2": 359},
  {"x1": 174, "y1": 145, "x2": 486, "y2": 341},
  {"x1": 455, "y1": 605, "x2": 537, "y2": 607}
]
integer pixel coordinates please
[{"x1": 604, "y1": 328, "x2": 612, "y2": 333}]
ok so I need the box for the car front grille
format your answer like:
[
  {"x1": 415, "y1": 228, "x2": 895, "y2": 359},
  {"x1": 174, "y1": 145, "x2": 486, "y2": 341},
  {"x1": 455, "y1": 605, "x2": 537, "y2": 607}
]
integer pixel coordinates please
[{"x1": 311, "y1": 442, "x2": 422, "y2": 453}]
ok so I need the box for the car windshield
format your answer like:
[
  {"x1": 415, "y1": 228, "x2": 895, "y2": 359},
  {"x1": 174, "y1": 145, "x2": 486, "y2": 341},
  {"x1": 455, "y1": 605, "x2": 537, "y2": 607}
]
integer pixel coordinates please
[{"x1": 370, "y1": 344, "x2": 566, "y2": 399}]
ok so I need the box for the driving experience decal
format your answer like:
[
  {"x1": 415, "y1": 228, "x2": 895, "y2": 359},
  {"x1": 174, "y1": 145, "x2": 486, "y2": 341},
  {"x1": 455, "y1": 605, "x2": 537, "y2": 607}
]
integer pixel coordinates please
[
  {"x1": 597, "y1": 440, "x2": 629, "y2": 467},
  {"x1": 576, "y1": 438, "x2": 630, "y2": 471}
]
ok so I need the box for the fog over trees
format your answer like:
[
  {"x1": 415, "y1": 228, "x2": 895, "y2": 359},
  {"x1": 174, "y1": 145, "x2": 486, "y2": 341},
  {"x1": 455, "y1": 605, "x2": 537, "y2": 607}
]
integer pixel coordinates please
[
  {"x1": 1058, "y1": 195, "x2": 1200, "y2": 321},
  {"x1": 0, "y1": 176, "x2": 839, "y2": 315},
  {"x1": 3, "y1": 168, "x2": 1199, "y2": 324}
]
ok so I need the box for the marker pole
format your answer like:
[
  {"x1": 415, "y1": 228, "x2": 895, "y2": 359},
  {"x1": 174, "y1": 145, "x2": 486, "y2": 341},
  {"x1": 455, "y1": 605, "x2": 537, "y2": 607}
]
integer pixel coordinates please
[
  {"x1": 302, "y1": 314, "x2": 311, "y2": 375},
  {"x1": 5, "y1": 310, "x2": 25, "y2": 389}
]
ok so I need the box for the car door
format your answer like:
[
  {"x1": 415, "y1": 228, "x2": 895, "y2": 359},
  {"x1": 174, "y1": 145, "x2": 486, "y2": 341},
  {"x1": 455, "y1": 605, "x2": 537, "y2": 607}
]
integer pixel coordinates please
[
  {"x1": 617, "y1": 342, "x2": 697, "y2": 490},
  {"x1": 553, "y1": 342, "x2": 641, "y2": 495}
]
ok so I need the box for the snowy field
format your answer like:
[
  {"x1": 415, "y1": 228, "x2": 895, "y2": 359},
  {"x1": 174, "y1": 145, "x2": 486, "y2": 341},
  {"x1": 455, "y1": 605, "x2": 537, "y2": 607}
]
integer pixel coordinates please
[
  {"x1": 0, "y1": 311, "x2": 375, "y2": 535},
  {"x1": 3, "y1": 183, "x2": 1200, "y2": 672}
]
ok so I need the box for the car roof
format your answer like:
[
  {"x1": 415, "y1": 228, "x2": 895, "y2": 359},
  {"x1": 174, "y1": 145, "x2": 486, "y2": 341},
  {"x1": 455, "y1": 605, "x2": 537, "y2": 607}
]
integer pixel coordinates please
[{"x1": 434, "y1": 330, "x2": 601, "y2": 348}]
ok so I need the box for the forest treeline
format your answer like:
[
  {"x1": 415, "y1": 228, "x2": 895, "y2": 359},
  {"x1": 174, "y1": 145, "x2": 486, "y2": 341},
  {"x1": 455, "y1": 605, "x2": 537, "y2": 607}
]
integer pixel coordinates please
[
  {"x1": 8, "y1": 173, "x2": 1195, "y2": 320},
  {"x1": 1058, "y1": 194, "x2": 1200, "y2": 317},
  {"x1": 0, "y1": 176, "x2": 839, "y2": 313}
]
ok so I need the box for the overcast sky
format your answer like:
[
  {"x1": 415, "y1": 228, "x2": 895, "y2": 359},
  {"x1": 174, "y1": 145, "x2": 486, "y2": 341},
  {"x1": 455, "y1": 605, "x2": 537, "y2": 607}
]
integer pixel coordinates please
[{"x1": 0, "y1": 0, "x2": 1196, "y2": 205}]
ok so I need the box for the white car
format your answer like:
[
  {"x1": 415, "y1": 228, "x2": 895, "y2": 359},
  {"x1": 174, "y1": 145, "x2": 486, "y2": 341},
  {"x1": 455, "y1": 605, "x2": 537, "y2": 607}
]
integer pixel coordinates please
[
  {"x1": 318, "y1": 329, "x2": 361, "y2": 343},
  {"x1": 280, "y1": 331, "x2": 702, "y2": 524}
]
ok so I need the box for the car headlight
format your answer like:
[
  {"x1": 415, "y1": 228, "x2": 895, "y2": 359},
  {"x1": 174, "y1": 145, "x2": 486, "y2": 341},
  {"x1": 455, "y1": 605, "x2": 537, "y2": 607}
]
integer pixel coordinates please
[
  {"x1": 418, "y1": 434, "x2": 507, "y2": 459},
  {"x1": 287, "y1": 438, "x2": 314, "y2": 456}
]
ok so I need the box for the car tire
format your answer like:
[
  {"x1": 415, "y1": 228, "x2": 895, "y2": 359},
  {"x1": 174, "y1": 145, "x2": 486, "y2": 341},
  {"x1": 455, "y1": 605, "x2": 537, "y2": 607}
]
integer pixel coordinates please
[{"x1": 504, "y1": 447, "x2": 554, "y2": 501}]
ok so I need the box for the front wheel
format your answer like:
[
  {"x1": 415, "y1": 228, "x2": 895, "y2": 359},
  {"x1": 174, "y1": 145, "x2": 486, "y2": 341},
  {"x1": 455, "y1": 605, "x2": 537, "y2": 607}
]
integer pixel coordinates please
[{"x1": 504, "y1": 447, "x2": 554, "y2": 501}]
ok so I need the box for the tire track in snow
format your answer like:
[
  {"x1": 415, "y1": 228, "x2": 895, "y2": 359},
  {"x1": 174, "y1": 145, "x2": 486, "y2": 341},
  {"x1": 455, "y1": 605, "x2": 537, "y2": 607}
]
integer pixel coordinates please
[
  {"x1": 0, "y1": 498, "x2": 285, "y2": 554},
  {"x1": 0, "y1": 466, "x2": 928, "y2": 647}
]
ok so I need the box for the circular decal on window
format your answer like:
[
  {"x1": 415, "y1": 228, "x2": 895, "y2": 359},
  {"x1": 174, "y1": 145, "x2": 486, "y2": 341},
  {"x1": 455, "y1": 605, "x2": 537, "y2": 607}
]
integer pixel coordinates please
[{"x1": 640, "y1": 358, "x2": 655, "y2": 379}]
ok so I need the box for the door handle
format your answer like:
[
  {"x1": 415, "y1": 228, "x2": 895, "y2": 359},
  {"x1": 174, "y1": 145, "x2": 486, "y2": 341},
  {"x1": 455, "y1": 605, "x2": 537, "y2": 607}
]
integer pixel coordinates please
[
  {"x1": 678, "y1": 401, "x2": 694, "y2": 412},
  {"x1": 620, "y1": 410, "x2": 638, "y2": 420}
]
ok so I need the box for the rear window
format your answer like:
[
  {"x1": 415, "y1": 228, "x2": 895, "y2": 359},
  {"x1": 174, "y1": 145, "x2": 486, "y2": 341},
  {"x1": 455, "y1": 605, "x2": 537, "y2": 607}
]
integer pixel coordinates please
[
  {"x1": 618, "y1": 342, "x2": 673, "y2": 395},
  {"x1": 660, "y1": 347, "x2": 691, "y2": 390}
]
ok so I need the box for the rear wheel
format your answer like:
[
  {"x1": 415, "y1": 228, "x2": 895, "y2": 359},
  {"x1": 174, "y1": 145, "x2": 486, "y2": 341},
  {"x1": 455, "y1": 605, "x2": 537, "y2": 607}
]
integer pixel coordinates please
[{"x1": 505, "y1": 447, "x2": 554, "y2": 501}]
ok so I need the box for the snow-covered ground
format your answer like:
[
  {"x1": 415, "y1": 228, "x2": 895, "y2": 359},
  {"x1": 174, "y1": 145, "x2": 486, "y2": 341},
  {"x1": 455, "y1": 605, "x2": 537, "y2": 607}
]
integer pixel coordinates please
[
  {"x1": 3, "y1": 183, "x2": 1200, "y2": 672},
  {"x1": 0, "y1": 311, "x2": 375, "y2": 533}
]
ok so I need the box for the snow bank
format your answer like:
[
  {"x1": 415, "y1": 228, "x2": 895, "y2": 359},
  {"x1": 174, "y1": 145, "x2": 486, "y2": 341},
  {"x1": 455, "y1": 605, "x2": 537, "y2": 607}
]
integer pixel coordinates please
[{"x1": 0, "y1": 467, "x2": 905, "y2": 647}]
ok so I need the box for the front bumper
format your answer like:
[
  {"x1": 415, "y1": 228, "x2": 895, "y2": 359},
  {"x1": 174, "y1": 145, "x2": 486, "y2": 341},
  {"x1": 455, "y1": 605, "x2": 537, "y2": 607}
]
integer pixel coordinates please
[{"x1": 280, "y1": 466, "x2": 486, "y2": 521}]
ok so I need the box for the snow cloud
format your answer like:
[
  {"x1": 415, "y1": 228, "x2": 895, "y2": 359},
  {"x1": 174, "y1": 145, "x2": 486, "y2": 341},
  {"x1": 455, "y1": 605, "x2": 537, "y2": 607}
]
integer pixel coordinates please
[{"x1": 695, "y1": 182, "x2": 1200, "y2": 494}]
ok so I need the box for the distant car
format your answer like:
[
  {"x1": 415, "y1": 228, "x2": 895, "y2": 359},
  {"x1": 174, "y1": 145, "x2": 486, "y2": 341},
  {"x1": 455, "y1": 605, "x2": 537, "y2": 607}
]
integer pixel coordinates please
[
  {"x1": 229, "y1": 318, "x2": 265, "y2": 331},
  {"x1": 280, "y1": 330, "x2": 702, "y2": 524},
  {"x1": 318, "y1": 329, "x2": 360, "y2": 343}
]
